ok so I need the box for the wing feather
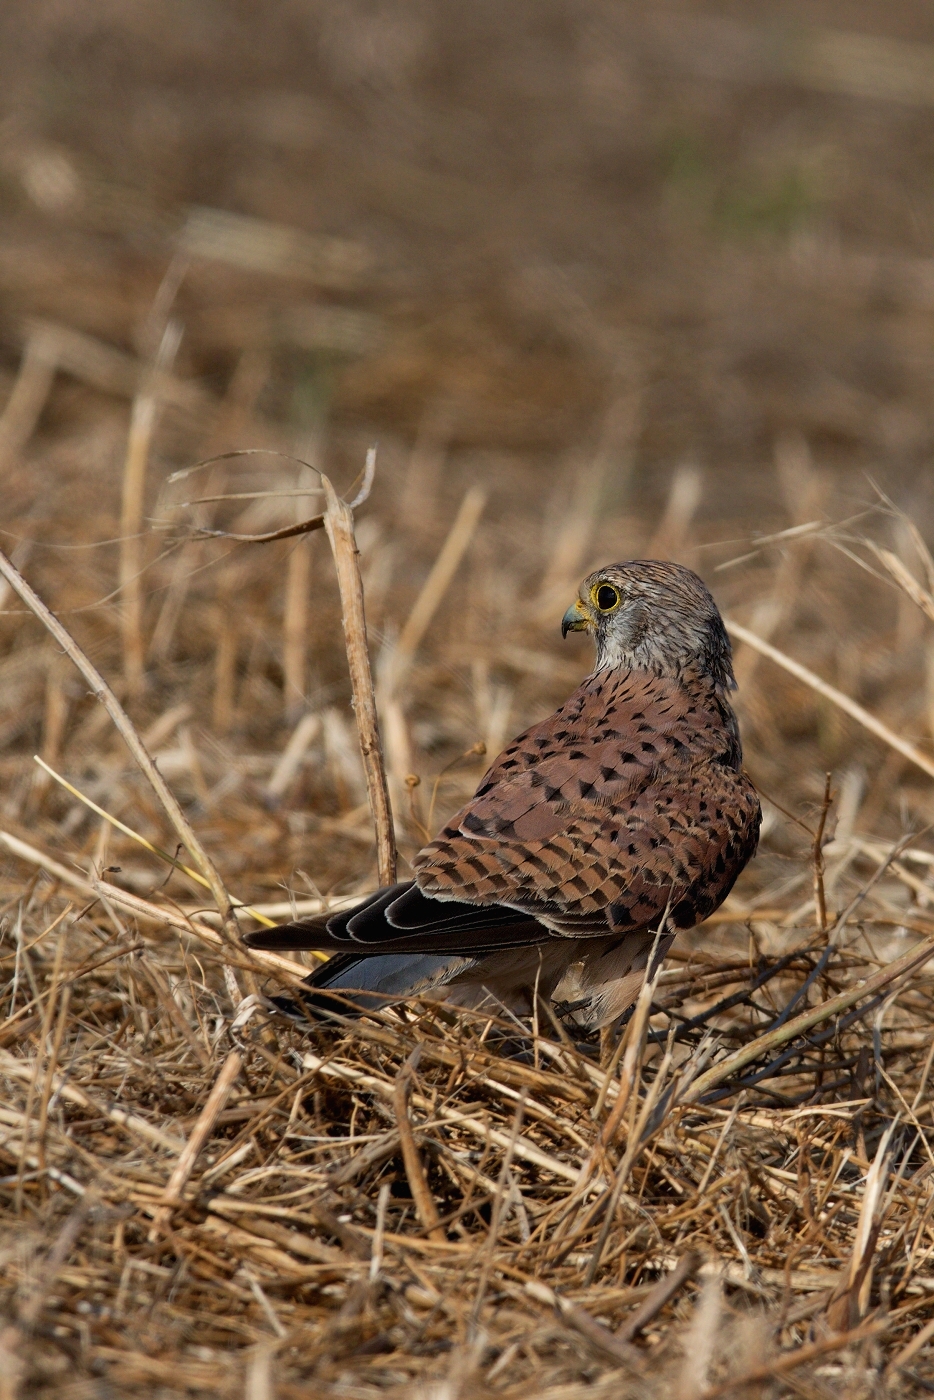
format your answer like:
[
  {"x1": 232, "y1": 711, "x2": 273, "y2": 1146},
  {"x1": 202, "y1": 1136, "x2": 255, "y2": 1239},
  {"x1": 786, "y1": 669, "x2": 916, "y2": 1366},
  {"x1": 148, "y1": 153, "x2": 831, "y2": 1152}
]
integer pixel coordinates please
[{"x1": 413, "y1": 670, "x2": 759, "y2": 937}]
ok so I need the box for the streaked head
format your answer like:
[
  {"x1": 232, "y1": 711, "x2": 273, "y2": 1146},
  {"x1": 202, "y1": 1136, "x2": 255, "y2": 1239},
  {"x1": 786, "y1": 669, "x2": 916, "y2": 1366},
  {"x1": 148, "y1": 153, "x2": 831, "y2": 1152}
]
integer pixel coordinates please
[{"x1": 561, "y1": 560, "x2": 735, "y2": 687}]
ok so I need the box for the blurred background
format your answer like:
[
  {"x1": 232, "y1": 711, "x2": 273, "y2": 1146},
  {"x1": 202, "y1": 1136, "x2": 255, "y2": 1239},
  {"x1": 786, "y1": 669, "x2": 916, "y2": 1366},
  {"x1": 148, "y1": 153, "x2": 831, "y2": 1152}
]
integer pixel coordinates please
[{"x1": 2, "y1": 0, "x2": 934, "y2": 914}]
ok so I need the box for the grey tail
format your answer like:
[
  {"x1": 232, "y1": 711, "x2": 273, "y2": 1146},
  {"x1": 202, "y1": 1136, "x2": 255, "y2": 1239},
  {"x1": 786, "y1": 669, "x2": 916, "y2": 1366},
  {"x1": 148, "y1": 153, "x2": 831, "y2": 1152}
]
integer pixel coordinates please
[{"x1": 278, "y1": 950, "x2": 477, "y2": 1019}]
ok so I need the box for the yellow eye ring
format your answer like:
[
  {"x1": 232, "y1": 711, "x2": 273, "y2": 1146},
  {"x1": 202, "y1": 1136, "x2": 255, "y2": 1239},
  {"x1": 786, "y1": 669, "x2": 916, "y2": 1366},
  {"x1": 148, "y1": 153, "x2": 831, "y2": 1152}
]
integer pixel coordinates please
[{"x1": 592, "y1": 582, "x2": 621, "y2": 613}]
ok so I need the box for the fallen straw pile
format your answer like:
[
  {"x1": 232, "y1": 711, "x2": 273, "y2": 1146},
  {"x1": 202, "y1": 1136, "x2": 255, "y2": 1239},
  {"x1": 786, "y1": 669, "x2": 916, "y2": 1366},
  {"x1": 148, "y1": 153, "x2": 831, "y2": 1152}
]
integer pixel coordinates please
[
  {"x1": 5, "y1": 438, "x2": 934, "y2": 1395},
  {"x1": 3, "y1": 834, "x2": 934, "y2": 1399}
]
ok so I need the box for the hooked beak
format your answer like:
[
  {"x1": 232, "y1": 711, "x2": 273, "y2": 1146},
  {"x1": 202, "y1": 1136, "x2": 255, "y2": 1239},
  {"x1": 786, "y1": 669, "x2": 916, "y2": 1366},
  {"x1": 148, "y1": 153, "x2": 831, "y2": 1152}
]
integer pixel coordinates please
[{"x1": 561, "y1": 597, "x2": 592, "y2": 639}]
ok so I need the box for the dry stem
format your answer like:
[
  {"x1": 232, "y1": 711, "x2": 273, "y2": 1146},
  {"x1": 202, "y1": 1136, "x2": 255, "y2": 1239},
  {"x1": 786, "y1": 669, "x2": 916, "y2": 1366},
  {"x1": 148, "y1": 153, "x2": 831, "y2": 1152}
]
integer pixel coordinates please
[
  {"x1": 727, "y1": 617, "x2": 934, "y2": 782},
  {"x1": 0, "y1": 546, "x2": 250, "y2": 973},
  {"x1": 120, "y1": 321, "x2": 181, "y2": 697},
  {"x1": 321, "y1": 470, "x2": 396, "y2": 884},
  {"x1": 149, "y1": 1050, "x2": 242, "y2": 1239},
  {"x1": 683, "y1": 931, "x2": 934, "y2": 1103}
]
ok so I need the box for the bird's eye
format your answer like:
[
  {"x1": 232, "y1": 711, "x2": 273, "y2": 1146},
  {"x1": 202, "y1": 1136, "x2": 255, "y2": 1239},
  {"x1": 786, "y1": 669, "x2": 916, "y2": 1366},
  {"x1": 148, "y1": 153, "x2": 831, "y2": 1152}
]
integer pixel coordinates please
[{"x1": 594, "y1": 583, "x2": 621, "y2": 612}]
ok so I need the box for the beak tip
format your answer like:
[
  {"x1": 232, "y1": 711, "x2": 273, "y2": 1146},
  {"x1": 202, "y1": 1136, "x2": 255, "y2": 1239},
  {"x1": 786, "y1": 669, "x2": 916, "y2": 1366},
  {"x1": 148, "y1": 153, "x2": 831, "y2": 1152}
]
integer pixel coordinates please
[{"x1": 561, "y1": 599, "x2": 589, "y2": 638}]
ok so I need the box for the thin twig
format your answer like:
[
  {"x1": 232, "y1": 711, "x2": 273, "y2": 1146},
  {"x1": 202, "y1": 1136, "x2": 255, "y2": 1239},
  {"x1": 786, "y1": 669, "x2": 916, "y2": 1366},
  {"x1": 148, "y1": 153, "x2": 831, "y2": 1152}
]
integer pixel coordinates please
[
  {"x1": 725, "y1": 619, "x2": 934, "y2": 782},
  {"x1": 470, "y1": 1092, "x2": 526, "y2": 1329},
  {"x1": 683, "y1": 933, "x2": 934, "y2": 1104},
  {"x1": 93, "y1": 879, "x2": 305, "y2": 982},
  {"x1": 13, "y1": 934, "x2": 66, "y2": 1213},
  {"x1": 616, "y1": 1250, "x2": 703, "y2": 1342},
  {"x1": 697, "y1": 1316, "x2": 888, "y2": 1399},
  {"x1": 282, "y1": 462, "x2": 318, "y2": 717},
  {"x1": 525, "y1": 1279, "x2": 642, "y2": 1369},
  {"x1": 0, "y1": 545, "x2": 250, "y2": 974},
  {"x1": 389, "y1": 484, "x2": 487, "y2": 691},
  {"x1": 813, "y1": 772, "x2": 833, "y2": 934},
  {"x1": 0, "y1": 1049, "x2": 186, "y2": 1155},
  {"x1": 0, "y1": 325, "x2": 59, "y2": 468},
  {"x1": 32, "y1": 755, "x2": 277, "y2": 927},
  {"x1": 120, "y1": 319, "x2": 182, "y2": 696},
  {"x1": 36, "y1": 964, "x2": 70, "y2": 1179},
  {"x1": 598, "y1": 939, "x2": 664, "y2": 1147},
  {"x1": 393, "y1": 1050, "x2": 445, "y2": 1242},
  {"x1": 321, "y1": 467, "x2": 396, "y2": 885},
  {"x1": 885, "y1": 1311, "x2": 934, "y2": 1380},
  {"x1": 585, "y1": 1040, "x2": 676, "y2": 1283},
  {"x1": 149, "y1": 1050, "x2": 242, "y2": 1240}
]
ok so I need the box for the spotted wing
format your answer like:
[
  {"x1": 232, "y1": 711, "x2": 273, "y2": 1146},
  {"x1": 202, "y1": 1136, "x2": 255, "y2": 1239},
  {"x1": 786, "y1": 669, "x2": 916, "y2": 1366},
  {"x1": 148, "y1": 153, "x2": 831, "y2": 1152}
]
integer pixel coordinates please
[{"x1": 413, "y1": 669, "x2": 759, "y2": 937}]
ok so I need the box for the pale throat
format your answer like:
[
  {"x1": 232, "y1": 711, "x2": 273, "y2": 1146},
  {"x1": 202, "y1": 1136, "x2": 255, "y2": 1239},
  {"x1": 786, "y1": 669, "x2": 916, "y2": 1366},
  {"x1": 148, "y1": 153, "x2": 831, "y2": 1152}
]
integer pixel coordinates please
[{"x1": 594, "y1": 629, "x2": 690, "y2": 678}]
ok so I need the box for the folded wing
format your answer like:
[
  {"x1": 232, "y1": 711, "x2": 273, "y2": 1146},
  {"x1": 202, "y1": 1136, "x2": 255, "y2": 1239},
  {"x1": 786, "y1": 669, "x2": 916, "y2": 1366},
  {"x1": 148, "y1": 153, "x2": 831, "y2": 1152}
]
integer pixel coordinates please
[{"x1": 245, "y1": 670, "x2": 759, "y2": 958}]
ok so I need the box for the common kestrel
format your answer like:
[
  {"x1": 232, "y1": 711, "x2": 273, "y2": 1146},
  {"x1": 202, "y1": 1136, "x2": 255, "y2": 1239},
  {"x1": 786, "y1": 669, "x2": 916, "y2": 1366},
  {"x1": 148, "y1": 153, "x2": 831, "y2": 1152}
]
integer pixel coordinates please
[{"x1": 245, "y1": 560, "x2": 761, "y2": 1028}]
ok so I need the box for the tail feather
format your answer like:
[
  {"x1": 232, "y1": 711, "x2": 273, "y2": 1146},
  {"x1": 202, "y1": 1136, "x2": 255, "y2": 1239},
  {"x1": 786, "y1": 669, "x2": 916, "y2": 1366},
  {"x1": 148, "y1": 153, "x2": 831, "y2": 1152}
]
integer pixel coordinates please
[
  {"x1": 280, "y1": 950, "x2": 478, "y2": 1018},
  {"x1": 247, "y1": 885, "x2": 671, "y2": 1029},
  {"x1": 242, "y1": 879, "x2": 550, "y2": 957},
  {"x1": 310, "y1": 950, "x2": 476, "y2": 996},
  {"x1": 245, "y1": 917, "x2": 547, "y2": 958}
]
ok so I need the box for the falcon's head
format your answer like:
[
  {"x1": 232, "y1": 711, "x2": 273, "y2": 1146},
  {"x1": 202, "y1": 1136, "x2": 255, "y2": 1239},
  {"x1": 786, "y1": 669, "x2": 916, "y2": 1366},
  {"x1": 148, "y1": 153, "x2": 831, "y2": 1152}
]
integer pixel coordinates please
[{"x1": 561, "y1": 559, "x2": 736, "y2": 688}]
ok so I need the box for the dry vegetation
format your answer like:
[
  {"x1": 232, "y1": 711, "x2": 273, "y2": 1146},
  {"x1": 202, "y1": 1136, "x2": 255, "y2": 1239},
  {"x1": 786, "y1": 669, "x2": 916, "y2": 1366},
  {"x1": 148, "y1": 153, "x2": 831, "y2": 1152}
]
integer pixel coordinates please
[
  {"x1": 6, "y1": 4, "x2": 934, "y2": 1398},
  {"x1": 5, "y1": 374, "x2": 934, "y2": 1400}
]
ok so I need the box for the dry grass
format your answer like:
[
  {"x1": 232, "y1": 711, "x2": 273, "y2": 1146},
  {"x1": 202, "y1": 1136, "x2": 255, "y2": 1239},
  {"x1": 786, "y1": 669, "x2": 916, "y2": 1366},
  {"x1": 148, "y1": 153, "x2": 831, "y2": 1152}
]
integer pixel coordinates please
[
  {"x1": 5, "y1": 4, "x2": 934, "y2": 1395},
  {"x1": 3, "y1": 400, "x2": 934, "y2": 1400}
]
